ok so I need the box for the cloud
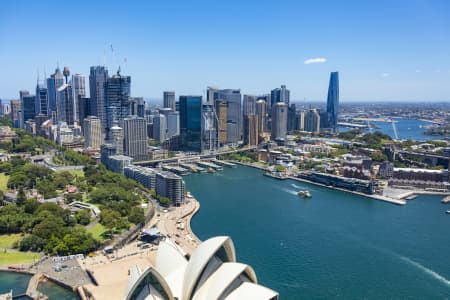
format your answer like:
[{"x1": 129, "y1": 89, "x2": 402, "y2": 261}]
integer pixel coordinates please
[
  {"x1": 304, "y1": 57, "x2": 327, "y2": 65},
  {"x1": 415, "y1": 69, "x2": 422, "y2": 73},
  {"x1": 381, "y1": 73, "x2": 390, "y2": 77}
]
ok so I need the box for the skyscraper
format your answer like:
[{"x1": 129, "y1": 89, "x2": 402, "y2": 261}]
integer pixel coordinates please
[
  {"x1": 35, "y1": 81, "x2": 48, "y2": 116},
  {"x1": 201, "y1": 104, "x2": 218, "y2": 152},
  {"x1": 78, "y1": 97, "x2": 92, "y2": 127},
  {"x1": 105, "y1": 71, "x2": 131, "y2": 136},
  {"x1": 110, "y1": 124, "x2": 124, "y2": 155},
  {"x1": 243, "y1": 114, "x2": 258, "y2": 146},
  {"x1": 72, "y1": 74, "x2": 86, "y2": 123},
  {"x1": 163, "y1": 91, "x2": 176, "y2": 111},
  {"x1": 215, "y1": 100, "x2": 227, "y2": 146},
  {"x1": 21, "y1": 93, "x2": 36, "y2": 128},
  {"x1": 304, "y1": 108, "x2": 321, "y2": 133},
  {"x1": 130, "y1": 97, "x2": 145, "y2": 117},
  {"x1": 179, "y1": 95, "x2": 202, "y2": 152},
  {"x1": 255, "y1": 99, "x2": 267, "y2": 134},
  {"x1": 287, "y1": 103, "x2": 298, "y2": 132},
  {"x1": 57, "y1": 83, "x2": 74, "y2": 125},
  {"x1": 271, "y1": 102, "x2": 288, "y2": 140},
  {"x1": 89, "y1": 66, "x2": 108, "y2": 132},
  {"x1": 83, "y1": 116, "x2": 102, "y2": 150},
  {"x1": 153, "y1": 114, "x2": 167, "y2": 143},
  {"x1": 243, "y1": 95, "x2": 256, "y2": 115},
  {"x1": 123, "y1": 116, "x2": 147, "y2": 161},
  {"x1": 10, "y1": 100, "x2": 21, "y2": 128},
  {"x1": 167, "y1": 111, "x2": 180, "y2": 138},
  {"x1": 206, "y1": 87, "x2": 218, "y2": 105},
  {"x1": 270, "y1": 85, "x2": 290, "y2": 112},
  {"x1": 326, "y1": 71, "x2": 339, "y2": 133},
  {"x1": 47, "y1": 67, "x2": 64, "y2": 119},
  {"x1": 214, "y1": 89, "x2": 241, "y2": 144}
]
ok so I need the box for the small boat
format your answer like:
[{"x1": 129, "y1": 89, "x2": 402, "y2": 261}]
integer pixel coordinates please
[
  {"x1": 446, "y1": 210, "x2": 450, "y2": 215},
  {"x1": 207, "y1": 167, "x2": 215, "y2": 173},
  {"x1": 297, "y1": 190, "x2": 311, "y2": 198},
  {"x1": 405, "y1": 195, "x2": 417, "y2": 200}
]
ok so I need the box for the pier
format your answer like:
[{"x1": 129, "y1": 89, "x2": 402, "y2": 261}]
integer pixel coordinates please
[
  {"x1": 196, "y1": 161, "x2": 223, "y2": 170},
  {"x1": 24, "y1": 273, "x2": 48, "y2": 299}
]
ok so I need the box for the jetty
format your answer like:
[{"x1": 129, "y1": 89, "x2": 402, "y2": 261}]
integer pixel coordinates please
[
  {"x1": 196, "y1": 161, "x2": 223, "y2": 170},
  {"x1": 24, "y1": 273, "x2": 48, "y2": 299},
  {"x1": 212, "y1": 160, "x2": 236, "y2": 167},
  {"x1": 180, "y1": 163, "x2": 205, "y2": 173}
]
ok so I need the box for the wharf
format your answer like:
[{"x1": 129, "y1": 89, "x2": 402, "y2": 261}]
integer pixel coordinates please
[
  {"x1": 212, "y1": 160, "x2": 236, "y2": 167},
  {"x1": 180, "y1": 163, "x2": 205, "y2": 173},
  {"x1": 196, "y1": 161, "x2": 223, "y2": 170},
  {"x1": 25, "y1": 273, "x2": 48, "y2": 299}
]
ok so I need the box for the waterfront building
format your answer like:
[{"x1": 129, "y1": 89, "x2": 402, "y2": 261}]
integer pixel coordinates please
[
  {"x1": 155, "y1": 171, "x2": 185, "y2": 205},
  {"x1": 72, "y1": 73, "x2": 86, "y2": 123},
  {"x1": 392, "y1": 167, "x2": 447, "y2": 182},
  {"x1": 153, "y1": 113, "x2": 167, "y2": 143},
  {"x1": 378, "y1": 161, "x2": 394, "y2": 178},
  {"x1": 180, "y1": 95, "x2": 202, "y2": 152},
  {"x1": 271, "y1": 102, "x2": 288, "y2": 141},
  {"x1": 125, "y1": 236, "x2": 279, "y2": 300},
  {"x1": 89, "y1": 66, "x2": 109, "y2": 132},
  {"x1": 243, "y1": 114, "x2": 259, "y2": 146},
  {"x1": 215, "y1": 100, "x2": 227, "y2": 146},
  {"x1": 299, "y1": 172, "x2": 377, "y2": 194},
  {"x1": 167, "y1": 111, "x2": 180, "y2": 139},
  {"x1": 83, "y1": 116, "x2": 102, "y2": 150},
  {"x1": 326, "y1": 71, "x2": 339, "y2": 133},
  {"x1": 124, "y1": 165, "x2": 156, "y2": 190},
  {"x1": 105, "y1": 154, "x2": 133, "y2": 174},
  {"x1": 163, "y1": 91, "x2": 176, "y2": 110},
  {"x1": 123, "y1": 116, "x2": 147, "y2": 161},
  {"x1": 243, "y1": 94, "x2": 256, "y2": 115},
  {"x1": 304, "y1": 108, "x2": 321, "y2": 133},
  {"x1": 105, "y1": 71, "x2": 131, "y2": 135},
  {"x1": 201, "y1": 104, "x2": 218, "y2": 152},
  {"x1": 256, "y1": 99, "x2": 267, "y2": 134},
  {"x1": 47, "y1": 67, "x2": 64, "y2": 119},
  {"x1": 35, "y1": 81, "x2": 49, "y2": 116},
  {"x1": 214, "y1": 89, "x2": 242, "y2": 143}
]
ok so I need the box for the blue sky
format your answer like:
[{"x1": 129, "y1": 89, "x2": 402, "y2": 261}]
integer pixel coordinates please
[{"x1": 0, "y1": 0, "x2": 449, "y2": 101}]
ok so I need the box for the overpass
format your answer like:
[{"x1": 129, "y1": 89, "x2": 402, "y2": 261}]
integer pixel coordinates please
[{"x1": 133, "y1": 145, "x2": 259, "y2": 167}]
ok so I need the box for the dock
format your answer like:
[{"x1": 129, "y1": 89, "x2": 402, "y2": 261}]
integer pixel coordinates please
[
  {"x1": 25, "y1": 273, "x2": 48, "y2": 299},
  {"x1": 196, "y1": 161, "x2": 223, "y2": 170},
  {"x1": 212, "y1": 160, "x2": 236, "y2": 167},
  {"x1": 161, "y1": 165, "x2": 190, "y2": 175},
  {"x1": 180, "y1": 163, "x2": 205, "y2": 173}
]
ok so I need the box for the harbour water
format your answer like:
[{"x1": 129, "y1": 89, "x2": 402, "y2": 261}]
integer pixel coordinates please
[
  {"x1": 0, "y1": 271, "x2": 78, "y2": 300},
  {"x1": 340, "y1": 118, "x2": 444, "y2": 141},
  {"x1": 186, "y1": 166, "x2": 450, "y2": 299}
]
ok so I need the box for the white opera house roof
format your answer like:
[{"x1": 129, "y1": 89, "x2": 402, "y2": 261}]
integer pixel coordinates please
[{"x1": 125, "y1": 236, "x2": 278, "y2": 300}]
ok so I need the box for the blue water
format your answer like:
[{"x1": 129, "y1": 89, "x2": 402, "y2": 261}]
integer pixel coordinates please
[
  {"x1": 186, "y1": 166, "x2": 450, "y2": 299},
  {"x1": 0, "y1": 271, "x2": 78, "y2": 300},
  {"x1": 340, "y1": 118, "x2": 443, "y2": 141}
]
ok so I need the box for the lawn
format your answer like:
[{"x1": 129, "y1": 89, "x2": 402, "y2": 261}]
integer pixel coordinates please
[
  {"x1": 0, "y1": 251, "x2": 40, "y2": 266},
  {"x1": 0, "y1": 173, "x2": 9, "y2": 192},
  {"x1": 65, "y1": 169, "x2": 85, "y2": 178},
  {"x1": 0, "y1": 234, "x2": 22, "y2": 249},
  {"x1": 87, "y1": 223, "x2": 107, "y2": 242}
]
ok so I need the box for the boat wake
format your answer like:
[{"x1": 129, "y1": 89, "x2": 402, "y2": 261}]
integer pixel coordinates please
[
  {"x1": 280, "y1": 187, "x2": 298, "y2": 196},
  {"x1": 399, "y1": 256, "x2": 450, "y2": 287},
  {"x1": 291, "y1": 183, "x2": 302, "y2": 189}
]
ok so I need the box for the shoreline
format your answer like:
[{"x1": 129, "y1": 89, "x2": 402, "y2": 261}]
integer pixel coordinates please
[{"x1": 231, "y1": 161, "x2": 409, "y2": 205}]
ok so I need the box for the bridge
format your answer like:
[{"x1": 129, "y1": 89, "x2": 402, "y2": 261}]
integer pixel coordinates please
[{"x1": 133, "y1": 145, "x2": 259, "y2": 167}]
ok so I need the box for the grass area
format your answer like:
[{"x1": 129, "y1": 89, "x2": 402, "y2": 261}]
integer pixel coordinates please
[
  {"x1": 0, "y1": 173, "x2": 9, "y2": 192},
  {"x1": 64, "y1": 169, "x2": 85, "y2": 178},
  {"x1": 0, "y1": 251, "x2": 41, "y2": 266},
  {"x1": 87, "y1": 223, "x2": 106, "y2": 242},
  {"x1": 0, "y1": 234, "x2": 22, "y2": 249}
]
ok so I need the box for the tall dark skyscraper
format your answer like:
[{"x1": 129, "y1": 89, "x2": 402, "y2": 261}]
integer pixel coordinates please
[
  {"x1": 35, "y1": 81, "x2": 48, "y2": 116},
  {"x1": 72, "y1": 73, "x2": 86, "y2": 123},
  {"x1": 179, "y1": 95, "x2": 202, "y2": 152},
  {"x1": 270, "y1": 85, "x2": 290, "y2": 112},
  {"x1": 89, "y1": 66, "x2": 109, "y2": 132},
  {"x1": 326, "y1": 71, "x2": 339, "y2": 133},
  {"x1": 105, "y1": 71, "x2": 131, "y2": 137},
  {"x1": 271, "y1": 102, "x2": 288, "y2": 141}
]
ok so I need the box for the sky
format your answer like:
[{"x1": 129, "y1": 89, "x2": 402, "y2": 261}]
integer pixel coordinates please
[{"x1": 0, "y1": 0, "x2": 449, "y2": 102}]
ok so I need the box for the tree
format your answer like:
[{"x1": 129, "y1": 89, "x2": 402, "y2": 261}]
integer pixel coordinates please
[
  {"x1": 16, "y1": 188, "x2": 26, "y2": 206},
  {"x1": 75, "y1": 209, "x2": 91, "y2": 225},
  {"x1": 128, "y1": 207, "x2": 145, "y2": 225},
  {"x1": 24, "y1": 198, "x2": 40, "y2": 214},
  {"x1": 275, "y1": 165, "x2": 285, "y2": 173}
]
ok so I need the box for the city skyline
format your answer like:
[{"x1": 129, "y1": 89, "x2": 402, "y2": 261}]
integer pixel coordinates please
[{"x1": 1, "y1": 0, "x2": 450, "y2": 102}]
